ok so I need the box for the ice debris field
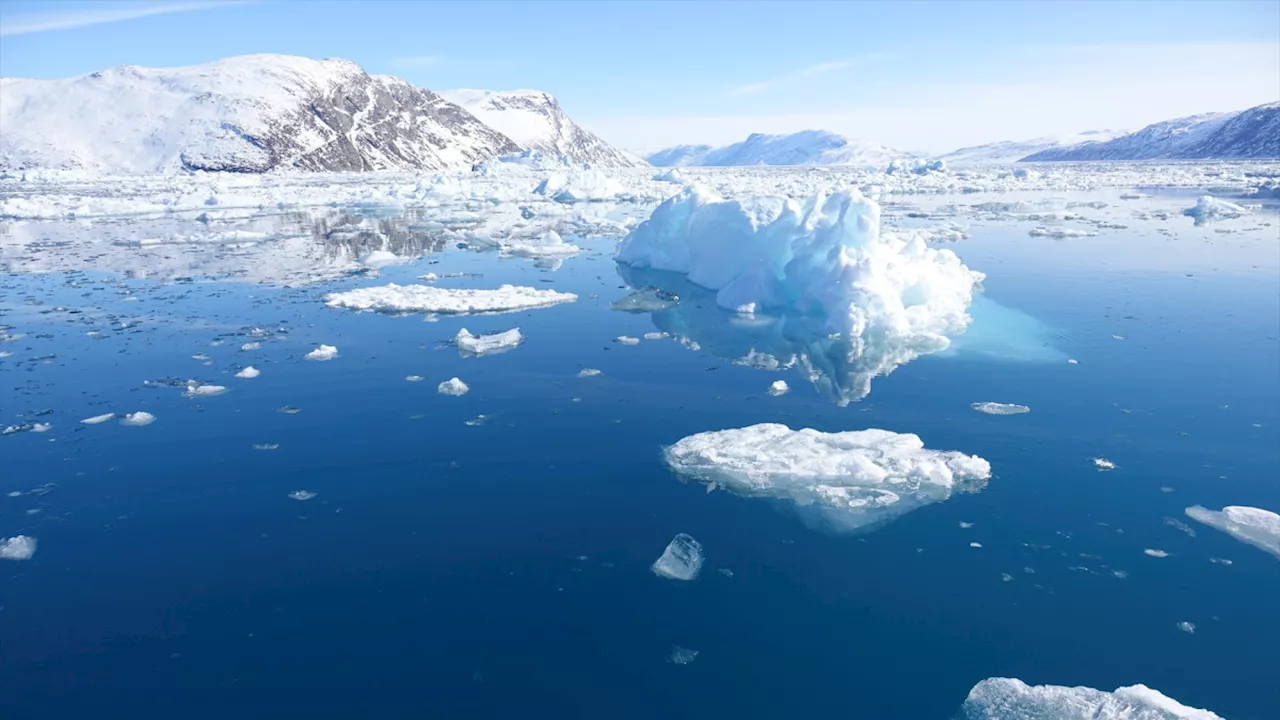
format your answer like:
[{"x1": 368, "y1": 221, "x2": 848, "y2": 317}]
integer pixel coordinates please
[{"x1": 2, "y1": 158, "x2": 1279, "y2": 717}]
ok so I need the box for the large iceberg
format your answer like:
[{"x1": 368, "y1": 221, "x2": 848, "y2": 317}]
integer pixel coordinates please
[
  {"x1": 616, "y1": 186, "x2": 983, "y2": 390},
  {"x1": 960, "y1": 677, "x2": 1223, "y2": 719},
  {"x1": 663, "y1": 424, "x2": 990, "y2": 533},
  {"x1": 1185, "y1": 504, "x2": 1280, "y2": 560},
  {"x1": 325, "y1": 283, "x2": 577, "y2": 315}
]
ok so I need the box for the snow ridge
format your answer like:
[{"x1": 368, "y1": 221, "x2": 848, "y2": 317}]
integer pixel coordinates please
[{"x1": 646, "y1": 130, "x2": 910, "y2": 168}]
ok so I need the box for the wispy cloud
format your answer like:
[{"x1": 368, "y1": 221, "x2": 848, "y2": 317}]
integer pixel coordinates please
[
  {"x1": 388, "y1": 56, "x2": 443, "y2": 69},
  {"x1": 0, "y1": 1, "x2": 243, "y2": 37},
  {"x1": 729, "y1": 54, "x2": 887, "y2": 96}
]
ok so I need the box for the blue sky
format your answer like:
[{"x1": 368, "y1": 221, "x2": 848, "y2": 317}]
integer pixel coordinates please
[{"x1": 2, "y1": 0, "x2": 1278, "y2": 152}]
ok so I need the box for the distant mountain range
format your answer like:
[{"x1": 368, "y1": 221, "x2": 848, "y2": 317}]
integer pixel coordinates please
[
  {"x1": 0, "y1": 54, "x2": 637, "y2": 173},
  {"x1": 645, "y1": 130, "x2": 911, "y2": 168},
  {"x1": 939, "y1": 130, "x2": 1130, "y2": 165}
]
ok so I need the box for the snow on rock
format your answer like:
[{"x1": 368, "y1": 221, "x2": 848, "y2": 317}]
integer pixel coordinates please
[
  {"x1": 971, "y1": 402, "x2": 1030, "y2": 415},
  {"x1": 959, "y1": 677, "x2": 1224, "y2": 719},
  {"x1": 533, "y1": 170, "x2": 626, "y2": 203},
  {"x1": 120, "y1": 411, "x2": 156, "y2": 427},
  {"x1": 616, "y1": 186, "x2": 983, "y2": 400},
  {"x1": 325, "y1": 283, "x2": 577, "y2": 315},
  {"x1": 1185, "y1": 505, "x2": 1280, "y2": 560},
  {"x1": 438, "y1": 377, "x2": 470, "y2": 396},
  {"x1": 0, "y1": 535, "x2": 37, "y2": 561},
  {"x1": 305, "y1": 344, "x2": 339, "y2": 361},
  {"x1": 651, "y1": 533, "x2": 704, "y2": 580},
  {"x1": 81, "y1": 412, "x2": 115, "y2": 425},
  {"x1": 456, "y1": 328, "x2": 524, "y2": 356},
  {"x1": 235, "y1": 366, "x2": 261, "y2": 379},
  {"x1": 663, "y1": 424, "x2": 991, "y2": 533},
  {"x1": 1182, "y1": 196, "x2": 1250, "y2": 223}
]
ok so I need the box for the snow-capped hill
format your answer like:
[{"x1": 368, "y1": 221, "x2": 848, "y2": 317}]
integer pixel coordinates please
[
  {"x1": 647, "y1": 130, "x2": 910, "y2": 167},
  {"x1": 941, "y1": 129, "x2": 1127, "y2": 165},
  {"x1": 644, "y1": 144, "x2": 715, "y2": 167},
  {"x1": 439, "y1": 89, "x2": 641, "y2": 168},
  {"x1": 1022, "y1": 103, "x2": 1279, "y2": 161},
  {"x1": 0, "y1": 54, "x2": 519, "y2": 174}
]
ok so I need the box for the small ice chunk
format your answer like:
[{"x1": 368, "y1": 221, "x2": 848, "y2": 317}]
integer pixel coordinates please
[
  {"x1": 971, "y1": 402, "x2": 1030, "y2": 415},
  {"x1": 1001, "y1": 573, "x2": 1014, "y2": 582},
  {"x1": 120, "y1": 411, "x2": 156, "y2": 427},
  {"x1": 32, "y1": 423, "x2": 51, "y2": 432},
  {"x1": 186, "y1": 384, "x2": 227, "y2": 397},
  {"x1": 1183, "y1": 195, "x2": 1249, "y2": 223},
  {"x1": 970, "y1": 542, "x2": 983, "y2": 548},
  {"x1": 192, "y1": 353, "x2": 210, "y2": 361},
  {"x1": 651, "y1": 533, "x2": 704, "y2": 581},
  {"x1": 959, "y1": 522, "x2": 974, "y2": 529},
  {"x1": 0, "y1": 535, "x2": 37, "y2": 560},
  {"x1": 81, "y1": 413, "x2": 115, "y2": 425},
  {"x1": 241, "y1": 342, "x2": 261, "y2": 351},
  {"x1": 235, "y1": 366, "x2": 260, "y2": 379},
  {"x1": 325, "y1": 283, "x2": 576, "y2": 315},
  {"x1": 1028, "y1": 226, "x2": 1098, "y2": 238},
  {"x1": 666, "y1": 646, "x2": 699, "y2": 665},
  {"x1": 1185, "y1": 505, "x2": 1280, "y2": 560},
  {"x1": 438, "y1": 377, "x2": 470, "y2": 396},
  {"x1": 360, "y1": 250, "x2": 403, "y2": 270},
  {"x1": 577, "y1": 368, "x2": 602, "y2": 378},
  {"x1": 767, "y1": 380, "x2": 790, "y2": 396},
  {"x1": 644, "y1": 332, "x2": 669, "y2": 340},
  {"x1": 252, "y1": 444, "x2": 279, "y2": 451},
  {"x1": 1144, "y1": 548, "x2": 1170, "y2": 558},
  {"x1": 405, "y1": 375, "x2": 424, "y2": 382},
  {"x1": 288, "y1": 490, "x2": 316, "y2": 501},
  {"x1": 1067, "y1": 358, "x2": 1079, "y2": 364},
  {"x1": 456, "y1": 328, "x2": 524, "y2": 357},
  {"x1": 615, "y1": 335, "x2": 640, "y2": 345},
  {"x1": 960, "y1": 677, "x2": 1224, "y2": 719},
  {"x1": 305, "y1": 344, "x2": 339, "y2": 361},
  {"x1": 1177, "y1": 621, "x2": 1196, "y2": 635},
  {"x1": 1093, "y1": 457, "x2": 1116, "y2": 471}
]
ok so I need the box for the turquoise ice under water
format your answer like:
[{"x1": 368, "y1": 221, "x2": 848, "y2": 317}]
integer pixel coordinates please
[{"x1": 1, "y1": 191, "x2": 1278, "y2": 718}]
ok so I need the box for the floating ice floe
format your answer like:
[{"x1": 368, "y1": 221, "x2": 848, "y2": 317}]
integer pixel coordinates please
[
  {"x1": 651, "y1": 533, "x2": 704, "y2": 580},
  {"x1": 288, "y1": 490, "x2": 316, "y2": 501},
  {"x1": 644, "y1": 331, "x2": 669, "y2": 340},
  {"x1": 185, "y1": 383, "x2": 227, "y2": 397},
  {"x1": 120, "y1": 411, "x2": 156, "y2": 427},
  {"x1": 1144, "y1": 549, "x2": 1170, "y2": 558},
  {"x1": 971, "y1": 402, "x2": 1030, "y2": 415},
  {"x1": 1182, "y1": 195, "x2": 1250, "y2": 224},
  {"x1": 577, "y1": 368, "x2": 602, "y2": 377},
  {"x1": 615, "y1": 335, "x2": 640, "y2": 345},
  {"x1": 325, "y1": 283, "x2": 577, "y2": 315},
  {"x1": 1177, "y1": 621, "x2": 1196, "y2": 635},
  {"x1": 1094, "y1": 458, "x2": 1116, "y2": 471},
  {"x1": 438, "y1": 377, "x2": 469, "y2": 396},
  {"x1": 305, "y1": 344, "x2": 339, "y2": 361},
  {"x1": 456, "y1": 328, "x2": 524, "y2": 356},
  {"x1": 1028, "y1": 226, "x2": 1098, "y2": 238},
  {"x1": 1185, "y1": 505, "x2": 1280, "y2": 560},
  {"x1": 959, "y1": 677, "x2": 1223, "y2": 719},
  {"x1": 81, "y1": 412, "x2": 115, "y2": 425},
  {"x1": 240, "y1": 342, "x2": 261, "y2": 351},
  {"x1": 666, "y1": 646, "x2": 699, "y2": 665},
  {"x1": 235, "y1": 366, "x2": 260, "y2": 379},
  {"x1": 767, "y1": 380, "x2": 790, "y2": 396},
  {"x1": 663, "y1": 424, "x2": 991, "y2": 533},
  {"x1": 534, "y1": 170, "x2": 626, "y2": 203},
  {"x1": 500, "y1": 230, "x2": 582, "y2": 259},
  {"x1": 0, "y1": 535, "x2": 37, "y2": 560},
  {"x1": 360, "y1": 250, "x2": 405, "y2": 270},
  {"x1": 405, "y1": 375, "x2": 423, "y2": 382}
]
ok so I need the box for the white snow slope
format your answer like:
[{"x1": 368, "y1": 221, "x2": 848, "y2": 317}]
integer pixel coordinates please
[
  {"x1": 941, "y1": 129, "x2": 1129, "y2": 165},
  {"x1": 645, "y1": 130, "x2": 911, "y2": 168},
  {"x1": 440, "y1": 89, "x2": 642, "y2": 168},
  {"x1": 1023, "y1": 103, "x2": 1280, "y2": 161},
  {"x1": 0, "y1": 54, "x2": 520, "y2": 173}
]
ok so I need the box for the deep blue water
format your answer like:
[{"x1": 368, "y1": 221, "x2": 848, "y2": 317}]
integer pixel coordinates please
[{"x1": 2, "y1": 198, "x2": 1278, "y2": 719}]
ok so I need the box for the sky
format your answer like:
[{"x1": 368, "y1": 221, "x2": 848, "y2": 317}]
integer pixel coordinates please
[{"x1": 1, "y1": 0, "x2": 1278, "y2": 154}]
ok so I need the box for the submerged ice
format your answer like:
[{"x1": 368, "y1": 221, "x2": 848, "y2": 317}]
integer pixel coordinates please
[
  {"x1": 663, "y1": 424, "x2": 991, "y2": 533},
  {"x1": 651, "y1": 533, "x2": 704, "y2": 580},
  {"x1": 1185, "y1": 505, "x2": 1280, "y2": 560},
  {"x1": 960, "y1": 677, "x2": 1223, "y2": 719}
]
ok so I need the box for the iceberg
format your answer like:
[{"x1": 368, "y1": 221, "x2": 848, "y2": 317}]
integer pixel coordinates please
[
  {"x1": 959, "y1": 677, "x2": 1223, "y2": 719},
  {"x1": 0, "y1": 535, "x2": 37, "y2": 561},
  {"x1": 1182, "y1": 195, "x2": 1249, "y2": 224},
  {"x1": 651, "y1": 533, "x2": 704, "y2": 580},
  {"x1": 235, "y1": 366, "x2": 261, "y2": 379},
  {"x1": 185, "y1": 383, "x2": 227, "y2": 397},
  {"x1": 120, "y1": 411, "x2": 156, "y2": 427},
  {"x1": 1185, "y1": 505, "x2": 1280, "y2": 560},
  {"x1": 616, "y1": 186, "x2": 982, "y2": 395},
  {"x1": 767, "y1": 380, "x2": 790, "y2": 396},
  {"x1": 663, "y1": 424, "x2": 990, "y2": 533},
  {"x1": 456, "y1": 328, "x2": 524, "y2": 357},
  {"x1": 325, "y1": 283, "x2": 577, "y2": 315},
  {"x1": 534, "y1": 170, "x2": 626, "y2": 203},
  {"x1": 501, "y1": 230, "x2": 582, "y2": 259},
  {"x1": 305, "y1": 344, "x2": 339, "y2": 361},
  {"x1": 438, "y1": 377, "x2": 469, "y2": 396},
  {"x1": 81, "y1": 412, "x2": 115, "y2": 425}
]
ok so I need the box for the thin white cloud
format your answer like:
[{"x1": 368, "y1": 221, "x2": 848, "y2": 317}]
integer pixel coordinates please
[
  {"x1": 388, "y1": 55, "x2": 443, "y2": 69},
  {"x1": 0, "y1": 1, "x2": 242, "y2": 37},
  {"x1": 729, "y1": 55, "x2": 885, "y2": 96}
]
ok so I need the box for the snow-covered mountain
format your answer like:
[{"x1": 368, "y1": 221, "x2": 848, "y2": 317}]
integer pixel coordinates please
[
  {"x1": 1022, "y1": 102, "x2": 1280, "y2": 161},
  {"x1": 439, "y1": 89, "x2": 641, "y2": 168},
  {"x1": 646, "y1": 130, "x2": 911, "y2": 168},
  {"x1": 941, "y1": 129, "x2": 1128, "y2": 165},
  {"x1": 0, "y1": 54, "x2": 520, "y2": 174}
]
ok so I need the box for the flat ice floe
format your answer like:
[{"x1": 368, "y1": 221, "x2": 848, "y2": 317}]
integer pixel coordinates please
[
  {"x1": 971, "y1": 401, "x2": 1030, "y2": 415},
  {"x1": 663, "y1": 424, "x2": 991, "y2": 533},
  {"x1": 288, "y1": 490, "x2": 317, "y2": 501},
  {"x1": 185, "y1": 383, "x2": 227, "y2": 397},
  {"x1": 81, "y1": 412, "x2": 115, "y2": 425},
  {"x1": 456, "y1": 328, "x2": 524, "y2": 356},
  {"x1": 651, "y1": 533, "x2": 704, "y2": 580},
  {"x1": 0, "y1": 535, "x2": 37, "y2": 560},
  {"x1": 305, "y1": 344, "x2": 339, "y2": 361},
  {"x1": 1185, "y1": 505, "x2": 1280, "y2": 560},
  {"x1": 959, "y1": 677, "x2": 1223, "y2": 719},
  {"x1": 438, "y1": 377, "x2": 469, "y2": 396},
  {"x1": 235, "y1": 366, "x2": 261, "y2": 379},
  {"x1": 120, "y1": 411, "x2": 156, "y2": 427},
  {"x1": 325, "y1": 283, "x2": 577, "y2": 315}
]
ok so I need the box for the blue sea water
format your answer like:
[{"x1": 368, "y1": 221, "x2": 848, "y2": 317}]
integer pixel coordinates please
[{"x1": 2, "y1": 194, "x2": 1278, "y2": 719}]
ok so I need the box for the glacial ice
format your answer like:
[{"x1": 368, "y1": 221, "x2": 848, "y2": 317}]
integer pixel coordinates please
[
  {"x1": 534, "y1": 171, "x2": 626, "y2": 203},
  {"x1": 1185, "y1": 505, "x2": 1280, "y2": 560},
  {"x1": 360, "y1": 250, "x2": 404, "y2": 270},
  {"x1": 120, "y1": 411, "x2": 156, "y2": 427},
  {"x1": 663, "y1": 424, "x2": 991, "y2": 533},
  {"x1": 500, "y1": 230, "x2": 582, "y2": 260},
  {"x1": 0, "y1": 535, "x2": 37, "y2": 561},
  {"x1": 305, "y1": 344, "x2": 339, "y2": 361},
  {"x1": 456, "y1": 328, "x2": 524, "y2": 356},
  {"x1": 1182, "y1": 195, "x2": 1250, "y2": 224},
  {"x1": 325, "y1": 283, "x2": 577, "y2": 315},
  {"x1": 767, "y1": 380, "x2": 790, "y2": 396},
  {"x1": 81, "y1": 412, "x2": 115, "y2": 425},
  {"x1": 651, "y1": 533, "x2": 704, "y2": 580},
  {"x1": 438, "y1": 377, "x2": 470, "y2": 396},
  {"x1": 615, "y1": 186, "x2": 982, "y2": 399},
  {"x1": 959, "y1": 677, "x2": 1223, "y2": 719},
  {"x1": 972, "y1": 402, "x2": 1030, "y2": 415}
]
